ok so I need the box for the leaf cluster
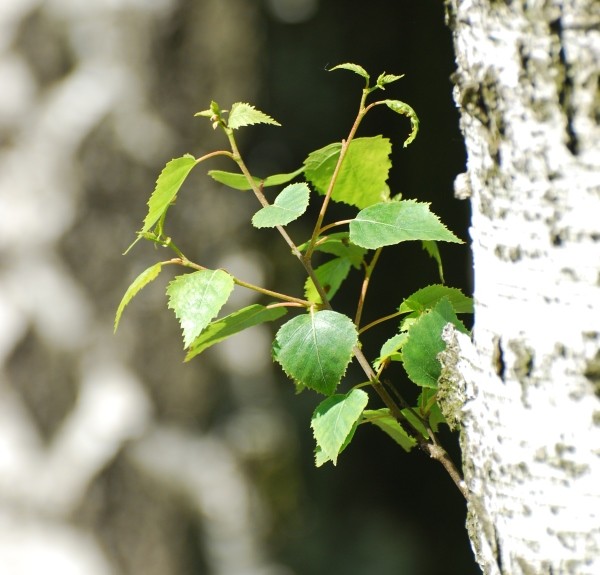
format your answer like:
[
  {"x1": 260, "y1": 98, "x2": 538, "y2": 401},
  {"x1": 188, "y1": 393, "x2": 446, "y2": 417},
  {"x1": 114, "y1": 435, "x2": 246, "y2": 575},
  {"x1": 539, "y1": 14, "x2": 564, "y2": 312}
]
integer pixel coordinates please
[{"x1": 115, "y1": 64, "x2": 472, "y2": 481}]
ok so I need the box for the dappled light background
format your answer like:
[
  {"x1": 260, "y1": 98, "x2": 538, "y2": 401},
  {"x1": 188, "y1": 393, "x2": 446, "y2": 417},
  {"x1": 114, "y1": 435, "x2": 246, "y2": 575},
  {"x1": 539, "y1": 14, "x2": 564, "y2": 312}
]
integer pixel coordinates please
[{"x1": 0, "y1": 0, "x2": 475, "y2": 574}]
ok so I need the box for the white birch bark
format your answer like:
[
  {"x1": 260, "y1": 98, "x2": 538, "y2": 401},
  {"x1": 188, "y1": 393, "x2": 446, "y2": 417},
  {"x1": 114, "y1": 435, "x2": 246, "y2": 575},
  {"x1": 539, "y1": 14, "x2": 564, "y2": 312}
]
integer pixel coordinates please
[{"x1": 441, "y1": 0, "x2": 600, "y2": 573}]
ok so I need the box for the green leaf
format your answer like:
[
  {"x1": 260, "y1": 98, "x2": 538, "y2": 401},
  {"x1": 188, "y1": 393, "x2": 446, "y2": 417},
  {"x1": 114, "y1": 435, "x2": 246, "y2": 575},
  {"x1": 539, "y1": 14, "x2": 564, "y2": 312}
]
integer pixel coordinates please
[
  {"x1": 208, "y1": 170, "x2": 258, "y2": 191},
  {"x1": 402, "y1": 298, "x2": 468, "y2": 388},
  {"x1": 114, "y1": 262, "x2": 163, "y2": 332},
  {"x1": 362, "y1": 408, "x2": 416, "y2": 451},
  {"x1": 185, "y1": 304, "x2": 287, "y2": 361},
  {"x1": 329, "y1": 63, "x2": 370, "y2": 81},
  {"x1": 373, "y1": 332, "x2": 407, "y2": 371},
  {"x1": 399, "y1": 285, "x2": 473, "y2": 316},
  {"x1": 273, "y1": 310, "x2": 358, "y2": 395},
  {"x1": 401, "y1": 407, "x2": 430, "y2": 439},
  {"x1": 227, "y1": 102, "x2": 281, "y2": 130},
  {"x1": 301, "y1": 232, "x2": 366, "y2": 269},
  {"x1": 315, "y1": 422, "x2": 359, "y2": 467},
  {"x1": 311, "y1": 389, "x2": 369, "y2": 465},
  {"x1": 383, "y1": 99, "x2": 420, "y2": 147},
  {"x1": 304, "y1": 257, "x2": 352, "y2": 304},
  {"x1": 166, "y1": 269, "x2": 234, "y2": 348},
  {"x1": 194, "y1": 100, "x2": 222, "y2": 119},
  {"x1": 376, "y1": 72, "x2": 404, "y2": 88},
  {"x1": 252, "y1": 182, "x2": 310, "y2": 228},
  {"x1": 349, "y1": 199, "x2": 463, "y2": 249},
  {"x1": 141, "y1": 155, "x2": 197, "y2": 235},
  {"x1": 208, "y1": 167, "x2": 304, "y2": 191},
  {"x1": 304, "y1": 136, "x2": 392, "y2": 209},
  {"x1": 422, "y1": 240, "x2": 445, "y2": 283},
  {"x1": 418, "y1": 389, "x2": 446, "y2": 432}
]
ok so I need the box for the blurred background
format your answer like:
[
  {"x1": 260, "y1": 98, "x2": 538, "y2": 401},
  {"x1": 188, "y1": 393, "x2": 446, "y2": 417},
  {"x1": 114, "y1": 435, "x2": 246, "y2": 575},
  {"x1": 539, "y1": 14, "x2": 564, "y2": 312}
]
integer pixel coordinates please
[{"x1": 0, "y1": 0, "x2": 475, "y2": 573}]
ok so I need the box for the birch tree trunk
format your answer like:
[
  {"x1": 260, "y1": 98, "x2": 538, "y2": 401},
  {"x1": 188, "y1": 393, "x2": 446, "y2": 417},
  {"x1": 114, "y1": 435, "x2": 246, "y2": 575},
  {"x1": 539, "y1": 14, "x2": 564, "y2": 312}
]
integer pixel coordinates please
[{"x1": 440, "y1": 0, "x2": 600, "y2": 573}]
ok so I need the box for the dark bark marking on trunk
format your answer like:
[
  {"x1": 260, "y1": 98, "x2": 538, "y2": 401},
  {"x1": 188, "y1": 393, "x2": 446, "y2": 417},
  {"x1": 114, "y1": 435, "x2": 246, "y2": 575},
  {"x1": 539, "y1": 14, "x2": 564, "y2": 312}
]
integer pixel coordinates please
[{"x1": 549, "y1": 16, "x2": 580, "y2": 155}]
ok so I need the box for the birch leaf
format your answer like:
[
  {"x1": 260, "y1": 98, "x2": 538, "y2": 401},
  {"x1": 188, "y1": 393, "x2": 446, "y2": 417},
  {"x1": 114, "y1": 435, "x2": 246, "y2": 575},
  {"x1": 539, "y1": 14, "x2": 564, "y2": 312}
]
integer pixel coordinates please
[
  {"x1": 185, "y1": 304, "x2": 287, "y2": 361},
  {"x1": 349, "y1": 200, "x2": 463, "y2": 249},
  {"x1": 114, "y1": 262, "x2": 163, "y2": 332},
  {"x1": 303, "y1": 136, "x2": 392, "y2": 209},
  {"x1": 273, "y1": 310, "x2": 357, "y2": 395},
  {"x1": 362, "y1": 408, "x2": 416, "y2": 451},
  {"x1": 402, "y1": 298, "x2": 467, "y2": 388},
  {"x1": 142, "y1": 155, "x2": 197, "y2": 234},
  {"x1": 227, "y1": 102, "x2": 281, "y2": 130},
  {"x1": 399, "y1": 285, "x2": 473, "y2": 316},
  {"x1": 252, "y1": 183, "x2": 310, "y2": 228},
  {"x1": 304, "y1": 258, "x2": 352, "y2": 304},
  {"x1": 311, "y1": 389, "x2": 368, "y2": 465},
  {"x1": 166, "y1": 269, "x2": 234, "y2": 348}
]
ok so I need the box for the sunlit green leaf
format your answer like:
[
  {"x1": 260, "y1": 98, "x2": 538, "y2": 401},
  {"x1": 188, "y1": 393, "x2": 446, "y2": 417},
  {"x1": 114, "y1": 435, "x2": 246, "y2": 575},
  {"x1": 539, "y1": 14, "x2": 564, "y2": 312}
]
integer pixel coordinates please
[
  {"x1": 273, "y1": 310, "x2": 358, "y2": 395},
  {"x1": 383, "y1": 99, "x2": 420, "y2": 147},
  {"x1": 304, "y1": 136, "x2": 392, "y2": 209},
  {"x1": 311, "y1": 389, "x2": 368, "y2": 465},
  {"x1": 304, "y1": 257, "x2": 352, "y2": 304},
  {"x1": 185, "y1": 304, "x2": 287, "y2": 361},
  {"x1": 349, "y1": 200, "x2": 463, "y2": 249},
  {"x1": 114, "y1": 262, "x2": 163, "y2": 332},
  {"x1": 227, "y1": 102, "x2": 281, "y2": 130},
  {"x1": 142, "y1": 155, "x2": 197, "y2": 235},
  {"x1": 315, "y1": 422, "x2": 359, "y2": 467},
  {"x1": 373, "y1": 332, "x2": 407, "y2": 371},
  {"x1": 402, "y1": 298, "x2": 468, "y2": 388},
  {"x1": 166, "y1": 269, "x2": 234, "y2": 348},
  {"x1": 376, "y1": 72, "x2": 404, "y2": 88},
  {"x1": 329, "y1": 63, "x2": 369, "y2": 81},
  {"x1": 252, "y1": 182, "x2": 310, "y2": 228}
]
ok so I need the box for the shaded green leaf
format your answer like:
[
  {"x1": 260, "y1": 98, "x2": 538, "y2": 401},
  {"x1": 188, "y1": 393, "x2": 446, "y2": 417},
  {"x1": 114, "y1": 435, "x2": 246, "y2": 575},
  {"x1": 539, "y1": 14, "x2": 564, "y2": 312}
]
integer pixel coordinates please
[
  {"x1": 383, "y1": 99, "x2": 420, "y2": 147},
  {"x1": 402, "y1": 298, "x2": 468, "y2": 388},
  {"x1": 418, "y1": 389, "x2": 446, "y2": 432},
  {"x1": 362, "y1": 408, "x2": 416, "y2": 451},
  {"x1": 114, "y1": 262, "x2": 163, "y2": 332},
  {"x1": 142, "y1": 155, "x2": 197, "y2": 235},
  {"x1": 185, "y1": 304, "x2": 287, "y2": 361},
  {"x1": 399, "y1": 285, "x2": 473, "y2": 315},
  {"x1": 208, "y1": 167, "x2": 303, "y2": 191},
  {"x1": 422, "y1": 240, "x2": 445, "y2": 283},
  {"x1": 252, "y1": 182, "x2": 310, "y2": 228},
  {"x1": 208, "y1": 170, "x2": 257, "y2": 191},
  {"x1": 311, "y1": 389, "x2": 368, "y2": 465},
  {"x1": 273, "y1": 310, "x2": 358, "y2": 395},
  {"x1": 304, "y1": 257, "x2": 352, "y2": 304},
  {"x1": 401, "y1": 407, "x2": 430, "y2": 439},
  {"x1": 166, "y1": 269, "x2": 234, "y2": 348},
  {"x1": 349, "y1": 199, "x2": 463, "y2": 249},
  {"x1": 227, "y1": 102, "x2": 280, "y2": 130},
  {"x1": 304, "y1": 136, "x2": 392, "y2": 209},
  {"x1": 300, "y1": 232, "x2": 366, "y2": 269}
]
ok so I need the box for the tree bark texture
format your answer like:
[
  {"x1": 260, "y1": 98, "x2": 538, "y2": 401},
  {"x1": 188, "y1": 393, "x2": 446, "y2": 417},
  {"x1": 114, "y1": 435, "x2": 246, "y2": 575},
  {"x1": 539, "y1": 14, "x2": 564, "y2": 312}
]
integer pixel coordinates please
[{"x1": 442, "y1": 0, "x2": 600, "y2": 573}]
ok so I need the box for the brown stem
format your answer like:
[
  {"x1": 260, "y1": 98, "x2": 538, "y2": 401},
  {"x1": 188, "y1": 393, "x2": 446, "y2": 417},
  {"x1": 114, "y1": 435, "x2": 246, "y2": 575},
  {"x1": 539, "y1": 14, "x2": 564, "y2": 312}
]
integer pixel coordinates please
[
  {"x1": 355, "y1": 247, "x2": 382, "y2": 327},
  {"x1": 353, "y1": 344, "x2": 467, "y2": 498}
]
